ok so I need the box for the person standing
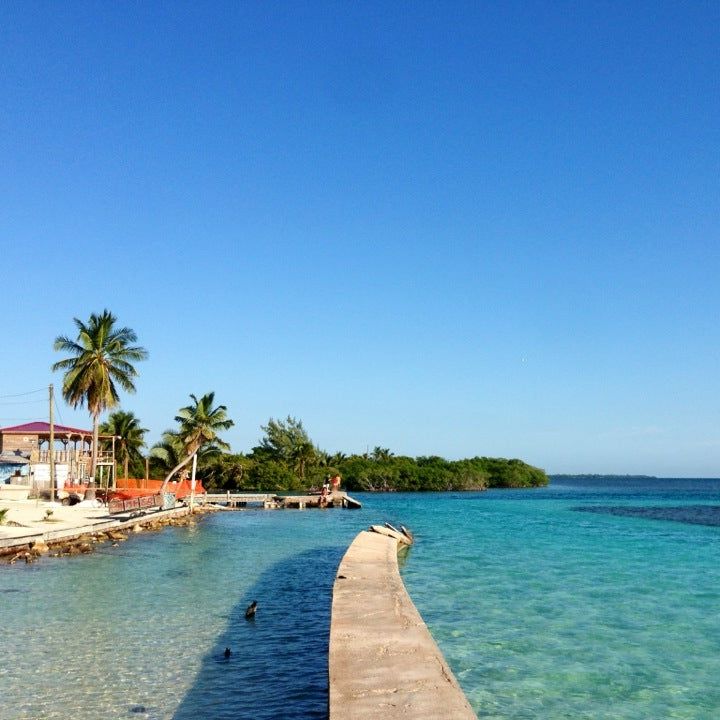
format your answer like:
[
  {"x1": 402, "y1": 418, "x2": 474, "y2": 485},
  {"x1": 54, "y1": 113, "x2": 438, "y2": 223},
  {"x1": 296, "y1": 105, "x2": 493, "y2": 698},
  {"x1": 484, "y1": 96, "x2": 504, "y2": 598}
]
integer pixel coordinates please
[{"x1": 331, "y1": 473, "x2": 341, "y2": 494}]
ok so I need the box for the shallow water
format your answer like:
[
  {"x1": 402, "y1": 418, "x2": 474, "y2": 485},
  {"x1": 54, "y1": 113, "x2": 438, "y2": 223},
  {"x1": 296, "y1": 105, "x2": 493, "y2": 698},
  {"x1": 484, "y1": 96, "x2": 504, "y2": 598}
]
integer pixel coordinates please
[{"x1": 2, "y1": 478, "x2": 720, "y2": 719}]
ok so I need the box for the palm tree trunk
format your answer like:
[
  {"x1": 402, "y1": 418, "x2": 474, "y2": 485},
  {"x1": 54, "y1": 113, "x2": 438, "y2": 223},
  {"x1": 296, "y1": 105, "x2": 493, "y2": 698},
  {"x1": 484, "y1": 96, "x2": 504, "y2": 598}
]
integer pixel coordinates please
[
  {"x1": 159, "y1": 452, "x2": 195, "y2": 495},
  {"x1": 91, "y1": 413, "x2": 99, "y2": 479},
  {"x1": 124, "y1": 454, "x2": 129, "y2": 483},
  {"x1": 85, "y1": 413, "x2": 100, "y2": 500}
]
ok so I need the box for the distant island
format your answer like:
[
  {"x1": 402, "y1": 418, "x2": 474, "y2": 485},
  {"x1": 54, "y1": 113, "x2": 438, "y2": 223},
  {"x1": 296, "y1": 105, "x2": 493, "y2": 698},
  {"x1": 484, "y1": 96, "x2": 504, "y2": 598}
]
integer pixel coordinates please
[{"x1": 550, "y1": 474, "x2": 659, "y2": 480}]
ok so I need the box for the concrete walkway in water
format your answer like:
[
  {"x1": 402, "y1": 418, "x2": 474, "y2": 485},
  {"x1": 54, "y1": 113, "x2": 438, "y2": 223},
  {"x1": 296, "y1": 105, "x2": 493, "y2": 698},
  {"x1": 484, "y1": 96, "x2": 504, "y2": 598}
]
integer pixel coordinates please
[
  {"x1": 0, "y1": 498, "x2": 190, "y2": 553},
  {"x1": 329, "y1": 529, "x2": 477, "y2": 719}
]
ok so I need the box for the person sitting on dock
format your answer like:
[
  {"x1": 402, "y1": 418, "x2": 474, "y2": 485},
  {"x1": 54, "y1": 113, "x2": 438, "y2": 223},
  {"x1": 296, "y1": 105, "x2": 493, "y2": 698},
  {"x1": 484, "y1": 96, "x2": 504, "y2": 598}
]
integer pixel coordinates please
[{"x1": 331, "y1": 473, "x2": 341, "y2": 494}]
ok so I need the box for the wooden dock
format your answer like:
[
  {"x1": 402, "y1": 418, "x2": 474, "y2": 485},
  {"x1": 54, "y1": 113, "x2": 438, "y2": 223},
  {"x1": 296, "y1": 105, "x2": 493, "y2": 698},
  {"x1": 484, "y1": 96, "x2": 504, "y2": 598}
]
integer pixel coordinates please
[
  {"x1": 202, "y1": 491, "x2": 361, "y2": 510},
  {"x1": 204, "y1": 492, "x2": 274, "y2": 508}
]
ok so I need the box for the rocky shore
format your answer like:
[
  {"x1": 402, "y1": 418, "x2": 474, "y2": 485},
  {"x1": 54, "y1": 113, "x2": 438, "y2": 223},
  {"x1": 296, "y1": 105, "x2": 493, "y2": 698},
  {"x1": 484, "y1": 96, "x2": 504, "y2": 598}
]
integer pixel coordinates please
[{"x1": 0, "y1": 502, "x2": 219, "y2": 564}]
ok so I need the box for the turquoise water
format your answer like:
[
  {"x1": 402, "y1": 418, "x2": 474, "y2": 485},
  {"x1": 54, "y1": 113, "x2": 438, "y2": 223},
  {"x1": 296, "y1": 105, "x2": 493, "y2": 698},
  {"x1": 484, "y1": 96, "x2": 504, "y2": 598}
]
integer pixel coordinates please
[{"x1": 2, "y1": 478, "x2": 720, "y2": 719}]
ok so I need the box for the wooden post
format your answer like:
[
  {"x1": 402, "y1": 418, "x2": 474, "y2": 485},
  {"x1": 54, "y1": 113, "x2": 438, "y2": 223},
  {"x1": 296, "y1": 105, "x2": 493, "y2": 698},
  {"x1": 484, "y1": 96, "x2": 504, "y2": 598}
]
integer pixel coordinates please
[
  {"x1": 112, "y1": 434, "x2": 117, "y2": 489},
  {"x1": 49, "y1": 384, "x2": 55, "y2": 503},
  {"x1": 189, "y1": 453, "x2": 198, "y2": 512}
]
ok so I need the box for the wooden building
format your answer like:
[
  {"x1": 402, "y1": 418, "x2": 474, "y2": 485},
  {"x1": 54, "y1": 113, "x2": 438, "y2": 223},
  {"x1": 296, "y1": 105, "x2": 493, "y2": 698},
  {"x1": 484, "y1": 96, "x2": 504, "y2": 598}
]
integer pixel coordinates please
[{"x1": 0, "y1": 421, "x2": 116, "y2": 488}]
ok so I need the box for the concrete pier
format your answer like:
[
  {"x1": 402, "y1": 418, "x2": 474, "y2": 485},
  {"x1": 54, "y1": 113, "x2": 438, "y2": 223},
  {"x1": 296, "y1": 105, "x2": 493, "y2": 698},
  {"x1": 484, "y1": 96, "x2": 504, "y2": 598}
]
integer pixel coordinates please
[
  {"x1": 0, "y1": 502, "x2": 192, "y2": 555},
  {"x1": 329, "y1": 529, "x2": 477, "y2": 719}
]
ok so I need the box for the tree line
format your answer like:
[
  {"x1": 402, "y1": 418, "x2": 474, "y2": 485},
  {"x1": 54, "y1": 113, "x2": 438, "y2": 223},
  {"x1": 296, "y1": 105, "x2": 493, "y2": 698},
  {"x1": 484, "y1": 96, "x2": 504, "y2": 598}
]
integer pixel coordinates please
[{"x1": 52, "y1": 310, "x2": 548, "y2": 492}]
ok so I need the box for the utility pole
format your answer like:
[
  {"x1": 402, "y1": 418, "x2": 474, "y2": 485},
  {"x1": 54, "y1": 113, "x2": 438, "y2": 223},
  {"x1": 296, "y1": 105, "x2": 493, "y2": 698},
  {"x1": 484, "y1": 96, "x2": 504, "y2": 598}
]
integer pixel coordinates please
[{"x1": 49, "y1": 384, "x2": 55, "y2": 503}]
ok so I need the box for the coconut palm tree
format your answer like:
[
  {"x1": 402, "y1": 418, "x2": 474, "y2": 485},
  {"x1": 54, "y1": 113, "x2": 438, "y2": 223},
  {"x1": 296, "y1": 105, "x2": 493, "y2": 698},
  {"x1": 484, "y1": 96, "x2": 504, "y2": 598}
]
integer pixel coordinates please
[
  {"x1": 100, "y1": 410, "x2": 148, "y2": 483},
  {"x1": 291, "y1": 440, "x2": 317, "y2": 480},
  {"x1": 151, "y1": 429, "x2": 224, "y2": 482},
  {"x1": 372, "y1": 446, "x2": 394, "y2": 462},
  {"x1": 52, "y1": 310, "x2": 148, "y2": 490},
  {"x1": 159, "y1": 392, "x2": 233, "y2": 493}
]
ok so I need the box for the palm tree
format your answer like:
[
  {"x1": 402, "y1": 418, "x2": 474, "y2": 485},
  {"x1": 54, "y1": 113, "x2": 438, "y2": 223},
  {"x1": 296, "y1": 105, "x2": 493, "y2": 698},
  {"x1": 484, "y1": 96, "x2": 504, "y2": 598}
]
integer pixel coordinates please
[
  {"x1": 100, "y1": 410, "x2": 148, "y2": 483},
  {"x1": 52, "y1": 310, "x2": 148, "y2": 490},
  {"x1": 159, "y1": 392, "x2": 233, "y2": 493},
  {"x1": 372, "y1": 446, "x2": 394, "y2": 462},
  {"x1": 291, "y1": 440, "x2": 317, "y2": 480},
  {"x1": 315, "y1": 449, "x2": 330, "y2": 467},
  {"x1": 151, "y1": 429, "x2": 224, "y2": 482}
]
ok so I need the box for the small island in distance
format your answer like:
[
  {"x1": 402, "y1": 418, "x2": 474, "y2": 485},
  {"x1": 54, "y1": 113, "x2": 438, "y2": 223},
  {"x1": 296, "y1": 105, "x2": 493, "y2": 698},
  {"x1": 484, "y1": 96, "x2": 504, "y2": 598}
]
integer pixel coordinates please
[{"x1": 550, "y1": 474, "x2": 659, "y2": 480}]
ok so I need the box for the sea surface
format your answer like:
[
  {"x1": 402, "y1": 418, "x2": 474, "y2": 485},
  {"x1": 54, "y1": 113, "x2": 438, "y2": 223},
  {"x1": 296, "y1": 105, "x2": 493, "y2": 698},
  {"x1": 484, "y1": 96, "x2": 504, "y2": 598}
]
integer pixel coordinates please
[{"x1": 2, "y1": 477, "x2": 720, "y2": 719}]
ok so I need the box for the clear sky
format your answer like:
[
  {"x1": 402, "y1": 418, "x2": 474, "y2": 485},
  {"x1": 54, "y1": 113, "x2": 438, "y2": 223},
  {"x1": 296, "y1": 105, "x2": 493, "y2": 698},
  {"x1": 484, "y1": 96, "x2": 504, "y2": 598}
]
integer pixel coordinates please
[{"x1": 1, "y1": 1, "x2": 719, "y2": 476}]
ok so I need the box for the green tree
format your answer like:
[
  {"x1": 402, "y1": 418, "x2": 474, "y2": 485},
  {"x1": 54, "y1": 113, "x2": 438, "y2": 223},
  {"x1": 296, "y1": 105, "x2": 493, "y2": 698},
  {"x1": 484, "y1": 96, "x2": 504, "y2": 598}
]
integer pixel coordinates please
[
  {"x1": 199, "y1": 453, "x2": 255, "y2": 491},
  {"x1": 257, "y1": 416, "x2": 311, "y2": 463},
  {"x1": 371, "y1": 446, "x2": 394, "y2": 462},
  {"x1": 150, "y1": 430, "x2": 225, "y2": 480},
  {"x1": 159, "y1": 392, "x2": 233, "y2": 493},
  {"x1": 291, "y1": 440, "x2": 317, "y2": 480},
  {"x1": 150, "y1": 431, "x2": 186, "y2": 479},
  {"x1": 100, "y1": 410, "x2": 148, "y2": 482},
  {"x1": 52, "y1": 310, "x2": 148, "y2": 485},
  {"x1": 248, "y1": 459, "x2": 298, "y2": 491}
]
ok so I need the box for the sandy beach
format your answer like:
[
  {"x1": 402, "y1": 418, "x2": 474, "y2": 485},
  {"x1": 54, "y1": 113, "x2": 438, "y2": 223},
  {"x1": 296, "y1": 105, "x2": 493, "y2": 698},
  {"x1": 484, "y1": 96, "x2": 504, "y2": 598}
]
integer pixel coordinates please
[{"x1": 0, "y1": 496, "x2": 195, "y2": 556}]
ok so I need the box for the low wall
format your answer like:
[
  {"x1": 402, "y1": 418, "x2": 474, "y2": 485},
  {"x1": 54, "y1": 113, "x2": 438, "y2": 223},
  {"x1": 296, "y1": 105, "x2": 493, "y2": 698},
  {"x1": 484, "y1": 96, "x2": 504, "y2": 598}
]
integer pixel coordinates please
[
  {"x1": 0, "y1": 485, "x2": 31, "y2": 501},
  {"x1": 0, "y1": 506, "x2": 191, "y2": 554},
  {"x1": 329, "y1": 529, "x2": 477, "y2": 719}
]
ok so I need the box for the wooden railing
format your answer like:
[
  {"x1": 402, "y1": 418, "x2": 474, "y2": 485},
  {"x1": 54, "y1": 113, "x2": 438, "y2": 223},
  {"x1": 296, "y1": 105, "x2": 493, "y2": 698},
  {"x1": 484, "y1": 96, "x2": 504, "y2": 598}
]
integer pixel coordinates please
[{"x1": 35, "y1": 450, "x2": 114, "y2": 463}]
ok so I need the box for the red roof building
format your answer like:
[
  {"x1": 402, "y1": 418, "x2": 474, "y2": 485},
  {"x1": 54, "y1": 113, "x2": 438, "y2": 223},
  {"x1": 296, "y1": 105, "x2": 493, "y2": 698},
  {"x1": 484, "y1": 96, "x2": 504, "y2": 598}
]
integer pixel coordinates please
[
  {"x1": 0, "y1": 421, "x2": 94, "y2": 436},
  {"x1": 0, "y1": 421, "x2": 116, "y2": 487}
]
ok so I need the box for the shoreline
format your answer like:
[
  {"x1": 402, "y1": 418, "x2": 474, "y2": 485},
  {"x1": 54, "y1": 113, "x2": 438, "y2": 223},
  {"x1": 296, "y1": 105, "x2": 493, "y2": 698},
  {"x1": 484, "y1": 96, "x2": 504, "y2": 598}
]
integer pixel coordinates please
[{"x1": 0, "y1": 498, "x2": 212, "y2": 559}]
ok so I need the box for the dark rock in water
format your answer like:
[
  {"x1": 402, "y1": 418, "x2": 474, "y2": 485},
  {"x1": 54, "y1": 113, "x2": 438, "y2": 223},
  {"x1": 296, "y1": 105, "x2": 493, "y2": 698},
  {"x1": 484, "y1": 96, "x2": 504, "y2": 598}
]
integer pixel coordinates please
[
  {"x1": 573, "y1": 504, "x2": 720, "y2": 527},
  {"x1": 129, "y1": 705, "x2": 147, "y2": 714}
]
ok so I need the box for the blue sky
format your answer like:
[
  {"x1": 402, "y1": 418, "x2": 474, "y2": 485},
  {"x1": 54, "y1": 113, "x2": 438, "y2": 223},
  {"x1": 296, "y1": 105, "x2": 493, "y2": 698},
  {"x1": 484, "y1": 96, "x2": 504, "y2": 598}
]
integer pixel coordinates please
[{"x1": 1, "y1": 1, "x2": 719, "y2": 476}]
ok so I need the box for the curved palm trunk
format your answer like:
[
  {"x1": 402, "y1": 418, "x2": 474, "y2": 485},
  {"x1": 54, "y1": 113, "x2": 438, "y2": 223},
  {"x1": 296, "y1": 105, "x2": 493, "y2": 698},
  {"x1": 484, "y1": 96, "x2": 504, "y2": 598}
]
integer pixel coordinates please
[{"x1": 159, "y1": 451, "x2": 196, "y2": 495}]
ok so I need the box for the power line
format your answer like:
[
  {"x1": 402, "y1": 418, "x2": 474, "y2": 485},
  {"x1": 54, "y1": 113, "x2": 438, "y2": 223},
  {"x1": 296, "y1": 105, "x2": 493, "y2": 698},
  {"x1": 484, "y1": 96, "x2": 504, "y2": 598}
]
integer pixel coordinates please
[
  {"x1": 54, "y1": 395, "x2": 65, "y2": 426},
  {"x1": 0, "y1": 388, "x2": 45, "y2": 399}
]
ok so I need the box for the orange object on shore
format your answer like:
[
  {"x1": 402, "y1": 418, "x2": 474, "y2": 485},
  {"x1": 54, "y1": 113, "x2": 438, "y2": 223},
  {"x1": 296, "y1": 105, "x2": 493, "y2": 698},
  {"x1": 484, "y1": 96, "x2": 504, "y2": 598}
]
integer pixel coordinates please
[{"x1": 112, "y1": 478, "x2": 206, "y2": 500}]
